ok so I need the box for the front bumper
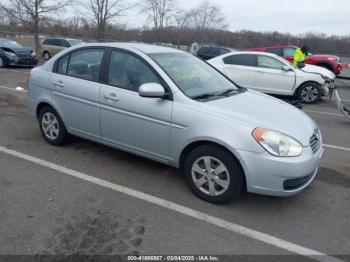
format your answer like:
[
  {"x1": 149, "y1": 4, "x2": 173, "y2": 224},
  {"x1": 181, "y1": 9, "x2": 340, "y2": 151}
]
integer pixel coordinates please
[{"x1": 237, "y1": 145, "x2": 323, "y2": 197}]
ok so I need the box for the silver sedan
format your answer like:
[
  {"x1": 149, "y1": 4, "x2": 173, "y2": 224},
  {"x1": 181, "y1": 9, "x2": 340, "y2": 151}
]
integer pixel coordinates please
[{"x1": 27, "y1": 43, "x2": 323, "y2": 203}]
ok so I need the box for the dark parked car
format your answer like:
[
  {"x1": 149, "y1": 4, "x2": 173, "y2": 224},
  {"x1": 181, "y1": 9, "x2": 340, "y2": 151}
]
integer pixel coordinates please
[
  {"x1": 196, "y1": 46, "x2": 235, "y2": 60},
  {"x1": 0, "y1": 38, "x2": 38, "y2": 68}
]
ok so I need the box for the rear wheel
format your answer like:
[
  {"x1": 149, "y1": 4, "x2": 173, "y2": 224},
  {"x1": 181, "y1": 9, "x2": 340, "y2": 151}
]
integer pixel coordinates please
[
  {"x1": 184, "y1": 145, "x2": 244, "y2": 204},
  {"x1": 43, "y1": 51, "x2": 51, "y2": 61},
  {"x1": 297, "y1": 82, "x2": 322, "y2": 104},
  {"x1": 39, "y1": 106, "x2": 67, "y2": 146}
]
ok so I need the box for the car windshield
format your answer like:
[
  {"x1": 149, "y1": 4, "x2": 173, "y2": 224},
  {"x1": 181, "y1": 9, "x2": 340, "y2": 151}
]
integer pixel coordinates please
[
  {"x1": 0, "y1": 39, "x2": 23, "y2": 48},
  {"x1": 149, "y1": 52, "x2": 240, "y2": 99},
  {"x1": 68, "y1": 39, "x2": 83, "y2": 46}
]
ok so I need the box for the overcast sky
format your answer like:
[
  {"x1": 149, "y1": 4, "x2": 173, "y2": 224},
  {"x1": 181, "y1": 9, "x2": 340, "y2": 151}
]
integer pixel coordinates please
[{"x1": 113, "y1": 0, "x2": 350, "y2": 36}]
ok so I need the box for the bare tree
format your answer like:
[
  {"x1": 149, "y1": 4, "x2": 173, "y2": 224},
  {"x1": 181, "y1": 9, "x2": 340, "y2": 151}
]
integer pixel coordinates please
[
  {"x1": 83, "y1": 0, "x2": 134, "y2": 41},
  {"x1": 173, "y1": 9, "x2": 189, "y2": 47},
  {"x1": 141, "y1": 0, "x2": 177, "y2": 42},
  {"x1": 1, "y1": 0, "x2": 74, "y2": 53},
  {"x1": 188, "y1": 0, "x2": 226, "y2": 44}
]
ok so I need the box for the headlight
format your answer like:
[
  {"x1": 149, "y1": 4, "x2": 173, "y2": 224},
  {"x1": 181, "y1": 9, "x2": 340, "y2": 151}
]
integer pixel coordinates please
[
  {"x1": 31, "y1": 52, "x2": 36, "y2": 57},
  {"x1": 252, "y1": 128, "x2": 303, "y2": 157},
  {"x1": 4, "y1": 52, "x2": 16, "y2": 58},
  {"x1": 321, "y1": 75, "x2": 331, "y2": 82}
]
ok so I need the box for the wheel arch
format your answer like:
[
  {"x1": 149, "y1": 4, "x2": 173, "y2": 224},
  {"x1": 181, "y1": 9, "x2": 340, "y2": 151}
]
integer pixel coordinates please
[
  {"x1": 36, "y1": 101, "x2": 61, "y2": 119},
  {"x1": 294, "y1": 80, "x2": 322, "y2": 96},
  {"x1": 315, "y1": 61, "x2": 335, "y2": 72}
]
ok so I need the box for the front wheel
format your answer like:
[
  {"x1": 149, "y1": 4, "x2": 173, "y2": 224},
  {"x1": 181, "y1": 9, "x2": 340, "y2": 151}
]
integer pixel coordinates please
[
  {"x1": 297, "y1": 82, "x2": 322, "y2": 104},
  {"x1": 39, "y1": 106, "x2": 67, "y2": 146},
  {"x1": 184, "y1": 145, "x2": 244, "y2": 204}
]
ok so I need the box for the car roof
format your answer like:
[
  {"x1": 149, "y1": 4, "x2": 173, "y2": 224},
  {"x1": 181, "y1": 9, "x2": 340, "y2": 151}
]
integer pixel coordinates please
[
  {"x1": 209, "y1": 50, "x2": 285, "y2": 62},
  {"x1": 76, "y1": 42, "x2": 183, "y2": 54},
  {"x1": 247, "y1": 45, "x2": 297, "y2": 50}
]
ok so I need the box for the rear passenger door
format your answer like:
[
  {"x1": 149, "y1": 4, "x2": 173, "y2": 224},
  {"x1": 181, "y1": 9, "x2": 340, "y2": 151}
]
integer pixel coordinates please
[
  {"x1": 222, "y1": 54, "x2": 257, "y2": 89},
  {"x1": 51, "y1": 48, "x2": 105, "y2": 139},
  {"x1": 99, "y1": 49, "x2": 173, "y2": 162}
]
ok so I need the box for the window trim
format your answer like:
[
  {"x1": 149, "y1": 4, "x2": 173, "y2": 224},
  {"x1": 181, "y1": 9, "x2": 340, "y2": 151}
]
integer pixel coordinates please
[
  {"x1": 53, "y1": 46, "x2": 107, "y2": 84},
  {"x1": 102, "y1": 47, "x2": 173, "y2": 101}
]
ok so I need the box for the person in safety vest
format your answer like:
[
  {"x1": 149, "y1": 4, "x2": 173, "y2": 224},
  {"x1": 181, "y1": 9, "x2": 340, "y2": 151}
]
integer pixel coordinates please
[{"x1": 293, "y1": 45, "x2": 309, "y2": 66}]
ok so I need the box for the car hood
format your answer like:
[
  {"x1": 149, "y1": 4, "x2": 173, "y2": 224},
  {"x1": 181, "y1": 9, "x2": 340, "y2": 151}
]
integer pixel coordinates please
[
  {"x1": 200, "y1": 91, "x2": 317, "y2": 146},
  {"x1": 300, "y1": 64, "x2": 336, "y2": 80},
  {"x1": 1, "y1": 46, "x2": 33, "y2": 54}
]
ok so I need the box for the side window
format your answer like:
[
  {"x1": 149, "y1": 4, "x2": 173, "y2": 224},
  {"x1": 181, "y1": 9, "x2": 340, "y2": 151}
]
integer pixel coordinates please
[
  {"x1": 43, "y1": 39, "x2": 53, "y2": 45},
  {"x1": 266, "y1": 48, "x2": 283, "y2": 56},
  {"x1": 57, "y1": 55, "x2": 69, "y2": 74},
  {"x1": 52, "y1": 39, "x2": 60, "y2": 46},
  {"x1": 223, "y1": 54, "x2": 257, "y2": 67},
  {"x1": 108, "y1": 50, "x2": 160, "y2": 92},
  {"x1": 60, "y1": 40, "x2": 70, "y2": 47},
  {"x1": 283, "y1": 48, "x2": 296, "y2": 57},
  {"x1": 66, "y1": 49, "x2": 104, "y2": 81},
  {"x1": 257, "y1": 55, "x2": 284, "y2": 70}
]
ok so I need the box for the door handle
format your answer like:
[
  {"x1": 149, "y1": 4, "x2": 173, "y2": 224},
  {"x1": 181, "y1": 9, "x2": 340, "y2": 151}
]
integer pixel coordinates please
[
  {"x1": 53, "y1": 81, "x2": 64, "y2": 89},
  {"x1": 103, "y1": 93, "x2": 120, "y2": 102}
]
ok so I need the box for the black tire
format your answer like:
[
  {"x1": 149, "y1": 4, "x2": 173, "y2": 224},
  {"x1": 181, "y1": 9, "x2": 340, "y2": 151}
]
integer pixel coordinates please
[
  {"x1": 38, "y1": 106, "x2": 67, "y2": 146},
  {"x1": 297, "y1": 82, "x2": 322, "y2": 104},
  {"x1": 184, "y1": 144, "x2": 244, "y2": 204},
  {"x1": 43, "y1": 51, "x2": 51, "y2": 61}
]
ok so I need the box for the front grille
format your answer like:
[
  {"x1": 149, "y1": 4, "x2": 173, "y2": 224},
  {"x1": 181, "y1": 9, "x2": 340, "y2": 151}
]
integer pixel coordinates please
[
  {"x1": 283, "y1": 174, "x2": 313, "y2": 190},
  {"x1": 310, "y1": 130, "x2": 321, "y2": 154},
  {"x1": 18, "y1": 54, "x2": 30, "y2": 58}
]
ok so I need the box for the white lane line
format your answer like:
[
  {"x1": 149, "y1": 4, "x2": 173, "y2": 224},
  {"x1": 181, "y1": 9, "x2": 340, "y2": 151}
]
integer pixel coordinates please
[
  {"x1": 304, "y1": 110, "x2": 344, "y2": 117},
  {"x1": 0, "y1": 85, "x2": 27, "y2": 93},
  {"x1": 0, "y1": 146, "x2": 343, "y2": 262},
  {"x1": 324, "y1": 144, "x2": 350, "y2": 152}
]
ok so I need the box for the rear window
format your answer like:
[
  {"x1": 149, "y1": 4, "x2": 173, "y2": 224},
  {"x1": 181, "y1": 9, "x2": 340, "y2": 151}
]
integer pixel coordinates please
[{"x1": 223, "y1": 54, "x2": 257, "y2": 67}]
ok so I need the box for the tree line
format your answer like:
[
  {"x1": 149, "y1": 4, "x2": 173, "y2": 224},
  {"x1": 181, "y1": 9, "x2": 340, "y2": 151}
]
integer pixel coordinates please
[{"x1": 0, "y1": 0, "x2": 349, "y2": 55}]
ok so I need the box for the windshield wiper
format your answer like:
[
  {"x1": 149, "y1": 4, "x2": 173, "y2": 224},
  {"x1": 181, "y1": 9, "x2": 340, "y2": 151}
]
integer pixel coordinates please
[
  {"x1": 217, "y1": 89, "x2": 240, "y2": 96},
  {"x1": 191, "y1": 93, "x2": 219, "y2": 100}
]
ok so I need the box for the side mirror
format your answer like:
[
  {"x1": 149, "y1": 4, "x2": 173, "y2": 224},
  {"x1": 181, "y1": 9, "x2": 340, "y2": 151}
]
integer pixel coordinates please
[
  {"x1": 282, "y1": 65, "x2": 292, "y2": 71},
  {"x1": 297, "y1": 62, "x2": 306, "y2": 69},
  {"x1": 138, "y1": 83, "x2": 166, "y2": 98}
]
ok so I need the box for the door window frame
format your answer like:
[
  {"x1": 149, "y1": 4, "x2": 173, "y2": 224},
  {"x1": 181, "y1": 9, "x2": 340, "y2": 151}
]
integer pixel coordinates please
[
  {"x1": 52, "y1": 46, "x2": 108, "y2": 84},
  {"x1": 102, "y1": 47, "x2": 173, "y2": 101}
]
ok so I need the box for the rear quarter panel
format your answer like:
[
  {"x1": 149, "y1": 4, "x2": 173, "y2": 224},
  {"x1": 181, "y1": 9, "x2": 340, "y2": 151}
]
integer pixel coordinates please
[{"x1": 27, "y1": 68, "x2": 56, "y2": 119}]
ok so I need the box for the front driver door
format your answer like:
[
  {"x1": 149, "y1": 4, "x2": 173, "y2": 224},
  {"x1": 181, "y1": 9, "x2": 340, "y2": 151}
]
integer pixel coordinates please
[
  {"x1": 254, "y1": 55, "x2": 295, "y2": 95},
  {"x1": 99, "y1": 49, "x2": 173, "y2": 162}
]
